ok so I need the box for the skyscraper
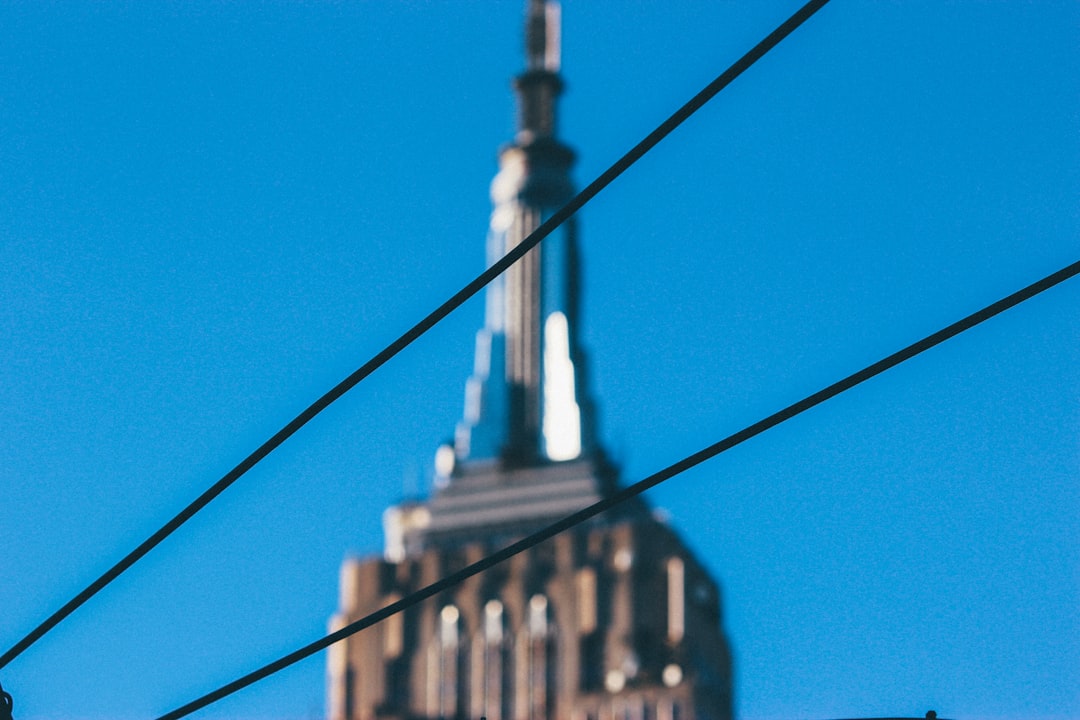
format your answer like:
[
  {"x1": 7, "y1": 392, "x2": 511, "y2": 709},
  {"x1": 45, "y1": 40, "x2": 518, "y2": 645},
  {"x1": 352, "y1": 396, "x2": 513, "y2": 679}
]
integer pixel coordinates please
[{"x1": 327, "y1": 3, "x2": 732, "y2": 719}]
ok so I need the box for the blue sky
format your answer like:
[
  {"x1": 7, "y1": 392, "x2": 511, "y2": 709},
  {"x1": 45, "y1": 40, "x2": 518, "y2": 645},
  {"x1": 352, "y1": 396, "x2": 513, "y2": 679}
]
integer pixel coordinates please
[{"x1": 1, "y1": 2, "x2": 1077, "y2": 719}]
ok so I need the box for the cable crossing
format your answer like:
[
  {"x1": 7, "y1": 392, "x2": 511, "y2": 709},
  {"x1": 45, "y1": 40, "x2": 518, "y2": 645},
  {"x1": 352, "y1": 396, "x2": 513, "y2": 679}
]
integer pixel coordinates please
[
  {"x1": 0, "y1": 0, "x2": 833, "y2": 675},
  {"x1": 157, "y1": 258, "x2": 1080, "y2": 719}
]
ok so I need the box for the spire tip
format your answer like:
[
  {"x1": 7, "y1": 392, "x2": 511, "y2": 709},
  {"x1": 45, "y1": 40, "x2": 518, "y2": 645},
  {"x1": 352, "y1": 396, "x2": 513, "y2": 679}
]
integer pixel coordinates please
[{"x1": 526, "y1": 0, "x2": 560, "y2": 72}]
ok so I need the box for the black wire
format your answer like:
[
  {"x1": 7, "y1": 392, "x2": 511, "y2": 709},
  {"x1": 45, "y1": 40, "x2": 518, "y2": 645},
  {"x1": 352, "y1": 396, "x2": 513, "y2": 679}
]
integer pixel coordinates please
[
  {"x1": 0, "y1": 0, "x2": 832, "y2": 673},
  {"x1": 157, "y1": 258, "x2": 1079, "y2": 719}
]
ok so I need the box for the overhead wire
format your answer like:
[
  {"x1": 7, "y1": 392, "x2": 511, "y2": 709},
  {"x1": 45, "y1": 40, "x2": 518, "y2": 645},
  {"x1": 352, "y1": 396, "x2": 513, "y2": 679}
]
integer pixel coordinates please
[
  {"x1": 0, "y1": 0, "x2": 832, "y2": 673},
  {"x1": 158, "y1": 259, "x2": 1080, "y2": 719}
]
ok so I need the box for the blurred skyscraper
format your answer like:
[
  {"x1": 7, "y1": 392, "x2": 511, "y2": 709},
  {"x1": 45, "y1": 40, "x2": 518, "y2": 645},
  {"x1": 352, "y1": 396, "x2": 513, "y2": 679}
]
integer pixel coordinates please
[{"x1": 328, "y1": 3, "x2": 732, "y2": 719}]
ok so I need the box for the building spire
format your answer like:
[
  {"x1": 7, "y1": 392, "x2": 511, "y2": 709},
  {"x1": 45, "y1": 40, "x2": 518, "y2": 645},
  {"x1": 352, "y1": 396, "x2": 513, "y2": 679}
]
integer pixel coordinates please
[
  {"x1": 449, "y1": 0, "x2": 597, "y2": 472},
  {"x1": 526, "y1": 0, "x2": 560, "y2": 72},
  {"x1": 515, "y1": 0, "x2": 563, "y2": 142}
]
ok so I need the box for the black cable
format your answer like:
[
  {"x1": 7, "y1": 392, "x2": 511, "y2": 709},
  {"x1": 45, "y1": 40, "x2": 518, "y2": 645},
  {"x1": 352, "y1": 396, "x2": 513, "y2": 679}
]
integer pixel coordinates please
[
  {"x1": 157, "y1": 258, "x2": 1080, "y2": 719},
  {"x1": 0, "y1": 0, "x2": 832, "y2": 672}
]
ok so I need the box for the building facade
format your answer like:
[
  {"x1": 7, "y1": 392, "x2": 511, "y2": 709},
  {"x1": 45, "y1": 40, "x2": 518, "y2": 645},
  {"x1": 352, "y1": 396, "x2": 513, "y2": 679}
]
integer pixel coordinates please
[{"x1": 328, "y1": 3, "x2": 732, "y2": 720}]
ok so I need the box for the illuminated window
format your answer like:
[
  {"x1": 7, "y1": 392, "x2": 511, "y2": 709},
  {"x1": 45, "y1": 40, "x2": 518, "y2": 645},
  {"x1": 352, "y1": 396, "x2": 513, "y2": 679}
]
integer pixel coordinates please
[
  {"x1": 485, "y1": 599, "x2": 505, "y2": 643},
  {"x1": 529, "y1": 594, "x2": 549, "y2": 637}
]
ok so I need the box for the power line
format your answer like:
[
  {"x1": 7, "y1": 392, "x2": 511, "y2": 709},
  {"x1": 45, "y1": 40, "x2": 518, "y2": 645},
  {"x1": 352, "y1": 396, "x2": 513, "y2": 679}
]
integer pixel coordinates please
[
  {"x1": 157, "y1": 258, "x2": 1080, "y2": 719},
  {"x1": 0, "y1": 0, "x2": 832, "y2": 673}
]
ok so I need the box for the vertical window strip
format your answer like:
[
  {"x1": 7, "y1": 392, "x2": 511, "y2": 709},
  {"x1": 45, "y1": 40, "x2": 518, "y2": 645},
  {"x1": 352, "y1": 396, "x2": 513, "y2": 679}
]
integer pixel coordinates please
[{"x1": 439, "y1": 605, "x2": 460, "y2": 718}]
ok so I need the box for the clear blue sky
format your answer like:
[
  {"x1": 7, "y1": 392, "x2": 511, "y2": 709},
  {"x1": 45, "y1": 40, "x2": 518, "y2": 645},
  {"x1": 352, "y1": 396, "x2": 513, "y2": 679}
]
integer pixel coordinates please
[{"x1": 1, "y1": 2, "x2": 1077, "y2": 719}]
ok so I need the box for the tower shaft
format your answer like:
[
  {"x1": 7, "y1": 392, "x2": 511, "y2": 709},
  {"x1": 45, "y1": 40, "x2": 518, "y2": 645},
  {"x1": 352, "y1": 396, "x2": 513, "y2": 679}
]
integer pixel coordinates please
[{"x1": 455, "y1": 0, "x2": 592, "y2": 467}]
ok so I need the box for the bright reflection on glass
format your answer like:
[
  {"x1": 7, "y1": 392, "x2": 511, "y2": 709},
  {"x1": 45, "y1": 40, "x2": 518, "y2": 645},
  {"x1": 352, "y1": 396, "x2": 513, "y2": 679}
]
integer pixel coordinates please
[{"x1": 542, "y1": 311, "x2": 582, "y2": 460}]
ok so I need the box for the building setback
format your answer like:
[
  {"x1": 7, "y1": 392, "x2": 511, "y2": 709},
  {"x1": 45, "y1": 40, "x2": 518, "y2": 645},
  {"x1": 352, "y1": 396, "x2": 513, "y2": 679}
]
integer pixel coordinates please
[{"x1": 327, "y1": 3, "x2": 733, "y2": 720}]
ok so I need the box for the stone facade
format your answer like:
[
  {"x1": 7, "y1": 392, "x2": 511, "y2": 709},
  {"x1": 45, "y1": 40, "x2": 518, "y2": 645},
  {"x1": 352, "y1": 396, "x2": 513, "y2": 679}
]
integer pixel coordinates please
[{"x1": 328, "y1": 503, "x2": 732, "y2": 720}]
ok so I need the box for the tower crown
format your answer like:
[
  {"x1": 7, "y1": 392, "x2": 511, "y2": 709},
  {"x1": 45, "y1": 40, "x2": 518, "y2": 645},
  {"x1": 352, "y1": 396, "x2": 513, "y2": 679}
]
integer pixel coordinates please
[{"x1": 380, "y1": 1, "x2": 614, "y2": 557}]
